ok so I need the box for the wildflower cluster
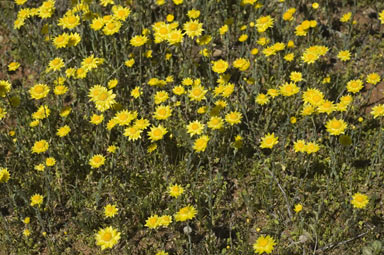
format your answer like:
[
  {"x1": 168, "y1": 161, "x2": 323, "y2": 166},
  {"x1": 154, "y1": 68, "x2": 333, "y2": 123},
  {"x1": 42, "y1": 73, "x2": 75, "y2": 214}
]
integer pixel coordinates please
[{"x1": 1, "y1": 0, "x2": 383, "y2": 254}]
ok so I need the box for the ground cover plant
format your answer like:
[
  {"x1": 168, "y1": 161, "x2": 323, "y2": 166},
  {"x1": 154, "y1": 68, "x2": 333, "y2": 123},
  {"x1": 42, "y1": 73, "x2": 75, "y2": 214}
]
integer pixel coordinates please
[{"x1": 0, "y1": 0, "x2": 384, "y2": 254}]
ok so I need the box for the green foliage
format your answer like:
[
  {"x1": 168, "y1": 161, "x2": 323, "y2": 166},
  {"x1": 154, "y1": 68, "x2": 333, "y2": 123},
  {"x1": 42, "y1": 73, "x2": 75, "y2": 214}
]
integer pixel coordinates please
[{"x1": 0, "y1": 0, "x2": 383, "y2": 254}]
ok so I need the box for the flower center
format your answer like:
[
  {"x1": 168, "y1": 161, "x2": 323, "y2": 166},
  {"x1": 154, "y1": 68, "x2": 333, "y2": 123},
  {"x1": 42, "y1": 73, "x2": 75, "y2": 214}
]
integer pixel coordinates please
[
  {"x1": 68, "y1": 16, "x2": 77, "y2": 24},
  {"x1": 158, "y1": 109, "x2": 166, "y2": 116},
  {"x1": 35, "y1": 86, "x2": 44, "y2": 93},
  {"x1": 153, "y1": 129, "x2": 162, "y2": 137},
  {"x1": 102, "y1": 232, "x2": 112, "y2": 241},
  {"x1": 259, "y1": 239, "x2": 268, "y2": 247},
  {"x1": 331, "y1": 121, "x2": 341, "y2": 129},
  {"x1": 189, "y1": 23, "x2": 198, "y2": 31},
  {"x1": 98, "y1": 92, "x2": 108, "y2": 101}
]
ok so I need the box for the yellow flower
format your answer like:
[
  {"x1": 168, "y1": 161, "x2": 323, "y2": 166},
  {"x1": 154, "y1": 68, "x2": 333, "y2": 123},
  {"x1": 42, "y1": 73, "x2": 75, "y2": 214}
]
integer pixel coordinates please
[
  {"x1": 267, "y1": 89, "x2": 279, "y2": 98},
  {"x1": 133, "y1": 118, "x2": 150, "y2": 130},
  {"x1": 103, "y1": 20, "x2": 122, "y2": 35},
  {"x1": 106, "y1": 119, "x2": 118, "y2": 130},
  {"x1": 283, "y1": 8, "x2": 296, "y2": 21},
  {"x1": 340, "y1": 12, "x2": 352, "y2": 23},
  {"x1": 30, "y1": 194, "x2": 44, "y2": 206},
  {"x1": 225, "y1": 111, "x2": 242, "y2": 125},
  {"x1": 301, "y1": 45, "x2": 328, "y2": 64},
  {"x1": 233, "y1": 58, "x2": 250, "y2": 71},
  {"x1": 379, "y1": 10, "x2": 384, "y2": 24},
  {"x1": 114, "y1": 110, "x2": 137, "y2": 126},
  {"x1": 34, "y1": 164, "x2": 45, "y2": 172},
  {"x1": 125, "y1": 58, "x2": 135, "y2": 67},
  {"x1": 81, "y1": 55, "x2": 98, "y2": 71},
  {"x1": 56, "y1": 125, "x2": 71, "y2": 137},
  {"x1": 189, "y1": 85, "x2": 208, "y2": 101},
  {"x1": 212, "y1": 59, "x2": 229, "y2": 74},
  {"x1": 90, "y1": 114, "x2": 104, "y2": 125},
  {"x1": 123, "y1": 126, "x2": 143, "y2": 141},
  {"x1": 29, "y1": 84, "x2": 50, "y2": 100},
  {"x1": 154, "y1": 90, "x2": 169, "y2": 104},
  {"x1": 0, "y1": 168, "x2": 10, "y2": 183},
  {"x1": 207, "y1": 116, "x2": 224, "y2": 130},
  {"x1": 131, "y1": 87, "x2": 142, "y2": 98},
  {"x1": 302, "y1": 88, "x2": 324, "y2": 106},
  {"x1": 145, "y1": 215, "x2": 160, "y2": 228},
  {"x1": 172, "y1": 86, "x2": 185, "y2": 95},
  {"x1": 284, "y1": 53, "x2": 294, "y2": 61},
  {"x1": 174, "y1": 205, "x2": 197, "y2": 222},
  {"x1": 337, "y1": 50, "x2": 351, "y2": 61},
  {"x1": 60, "y1": 106, "x2": 72, "y2": 117},
  {"x1": 58, "y1": 14, "x2": 80, "y2": 30},
  {"x1": 23, "y1": 229, "x2": 31, "y2": 237},
  {"x1": 158, "y1": 215, "x2": 172, "y2": 227},
  {"x1": 107, "y1": 145, "x2": 117, "y2": 153},
  {"x1": 130, "y1": 35, "x2": 148, "y2": 47},
  {"x1": 168, "y1": 184, "x2": 184, "y2": 198},
  {"x1": 253, "y1": 235, "x2": 276, "y2": 254},
  {"x1": 52, "y1": 33, "x2": 69, "y2": 48},
  {"x1": 90, "y1": 86, "x2": 116, "y2": 112},
  {"x1": 46, "y1": 58, "x2": 64, "y2": 72},
  {"x1": 290, "y1": 71, "x2": 303, "y2": 82},
  {"x1": 255, "y1": 93, "x2": 269, "y2": 105},
  {"x1": 95, "y1": 226, "x2": 121, "y2": 250},
  {"x1": 23, "y1": 217, "x2": 30, "y2": 224},
  {"x1": 301, "y1": 104, "x2": 315, "y2": 116},
  {"x1": 15, "y1": 0, "x2": 27, "y2": 5},
  {"x1": 193, "y1": 135, "x2": 209, "y2": 152},
  {"x1": 351, "y1": 193, "x2": 369, "y2": 209},
  {"x1": 68, "y1": 32, "x2": 81, "y2": 46},
  {"x1": 186, "y1": 121, "x2": 204, "y2": 137},
  {"x1": 32, "y1": 140, "x2": 49, "y2": 154},
  {"x1": 156, "y1": 251, "x2": 168, "y2": 255},
  {"x1": 279, "y1": 82, "x2": 300, "y2": 97},
  {"x1": 219, "y1": 24, "x2": 228, "y2": 35},
  {"x1": 107, "y1": 79, "x2": 118, "y2": 89},
  {"x1": 293, "y1": 140, "x2": 306, "y2": 153},
  {"x1": 167, "y1": 29, "x2": 183, "y2": 45},
  {"x1": 8, "y1": 62, "x2": 20, "y2": 71},
  {"x1": 260, "y1": 133, "x2": 278, "y2": 149},
  {"x1": 112, "y1": 5, "x2": 131, "y2": 21},
  {"x1": 100, "y1": 0, "x2": 114, "y2": 7},
  {"x1": 305, "y1": 142, "x2": 320, "y2": 154},
  {"x1": 148, "y1": 125, "x2": 168, "y2": 142},
  {"x1": 370, "y1": 104, "x2": 384, "y2": 119},
  {"x1": 32, "y1": 105, "x2": 50, "y2": 120},
  {"x1": 54, "y1": 85, "x2": 68, "y2": 95},
  {"x1": 104, "y1": 204, "x2": 118, "y2": 218},
  {"x1": 255, "y1": 15, "x2": 274, "y2": 33},
  {"x1": 325, "y1": 118, "x2": 347, "y2": 136},
  {"x1": 45, "y1": 157, "x2": 56, "y2": 166},
  {"x1": 251, "y1": 48, "x2": 259, "y2": 55},
  {"x1": 90, "y1": 17, "x2": 104, "y2": 31},
  {"x1": 0, "y1": 107, "x2": 7, "y2": 120},
  {"x1": 294, "y1": 203, "x2": 303, "y2": 213},
  {"x1": 366, "y1": 73, "x2": 381, "y2": 85},
  {"x1": 187, "y1": 9, "x2": 200, "y2": 19},
  {"x1": 153, "y1": 105, "x2": 172, "y2": 120},
  {"x1": 173, "y1": 0, "x2": 183, "y2": 5},
  {"x1": 317, "y1": 100, "x2": 336, "y2": 115},
  {"x1": 89, "y1": 154, "x2": 106, "y2": 169},
  {"x1": 238, "y1": 34, "x2": 248, "y2": 42}
]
